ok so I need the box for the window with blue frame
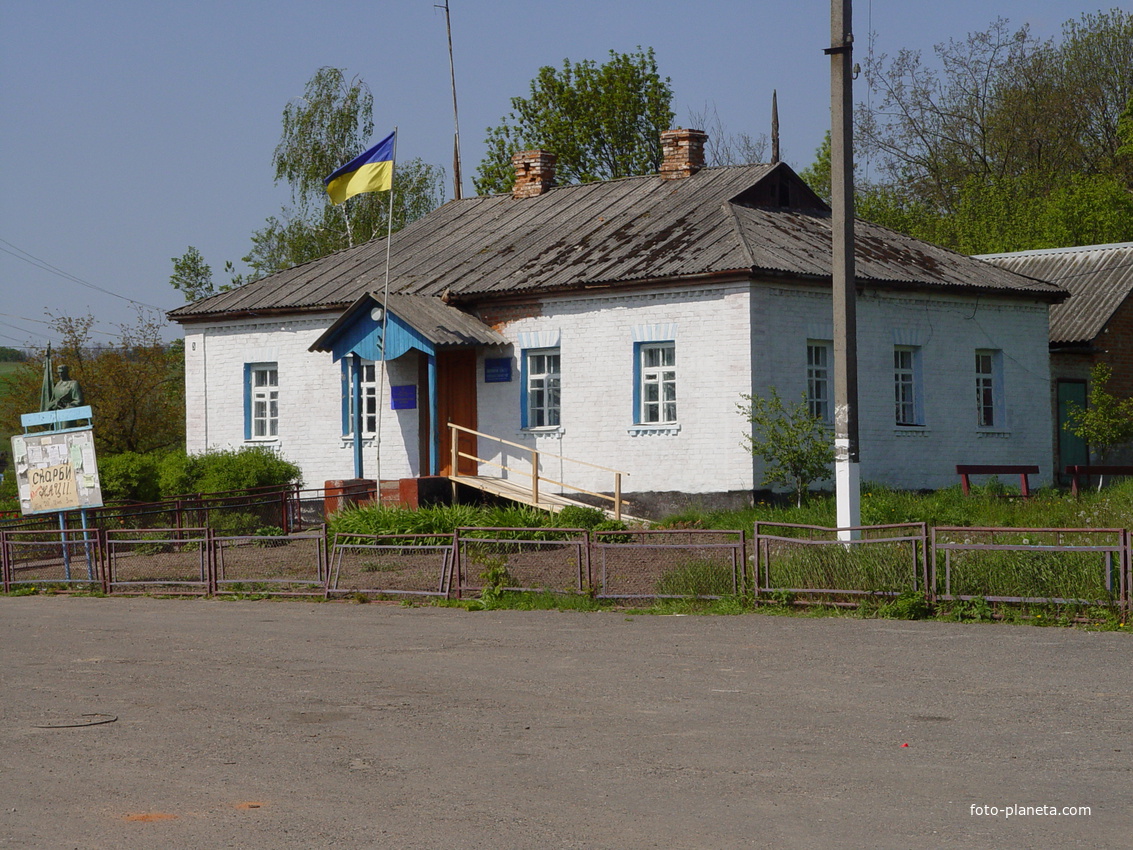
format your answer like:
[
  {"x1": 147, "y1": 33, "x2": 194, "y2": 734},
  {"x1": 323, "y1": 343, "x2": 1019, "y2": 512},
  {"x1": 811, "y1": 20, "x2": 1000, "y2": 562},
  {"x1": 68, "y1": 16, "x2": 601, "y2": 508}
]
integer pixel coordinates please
[
  {"x1": 893, "y1": 346, "x2": 924, "y2": 426},
  {"x1": 342, "y1": 358, "x2": 379, "y2": 437},
  {"x1": 975, "y1": 349, "x2": 1004, "y2": 428},
  {"x1": 522, "y1": 348, "x2": 560, "y2": 428},
  {"x1": 635, "y1": 342, "x2": 676, "y2": 424},
  {"x1": 244, "y1": 363, "x2": 278, "y2": 440}
]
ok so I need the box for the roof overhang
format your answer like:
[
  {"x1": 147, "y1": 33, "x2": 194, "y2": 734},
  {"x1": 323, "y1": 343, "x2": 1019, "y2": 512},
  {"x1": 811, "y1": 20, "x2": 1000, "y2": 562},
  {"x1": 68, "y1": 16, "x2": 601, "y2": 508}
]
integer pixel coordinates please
[{"x1": 308, "y1": 291, "x2": 507, "y2": 362}]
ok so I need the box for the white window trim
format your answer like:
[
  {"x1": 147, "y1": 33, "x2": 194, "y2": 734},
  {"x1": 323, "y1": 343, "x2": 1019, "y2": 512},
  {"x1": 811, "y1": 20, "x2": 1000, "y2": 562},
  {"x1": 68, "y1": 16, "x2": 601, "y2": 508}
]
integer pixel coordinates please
[
  {"x1": 523, "y1": 348, "x2": 561, "y2": 430},
  {"x1": 893, "y1": 345, "x2": 924, "y2": 427},
  {"x1": 344, "y1": 359, "x2": 379, "y2": 438},
  {"x1": 806, "y1": 340, "x2": 833, "y2": 425},
  {"x1": 248, "y1": 363, "x2": 279, "y2": 441},
  {"x1": 637, "y1": 341, "x2": 677, "y2": 426},
  {"x1": 975, "y1": 349, "x2": 1007, "y2": 431}
]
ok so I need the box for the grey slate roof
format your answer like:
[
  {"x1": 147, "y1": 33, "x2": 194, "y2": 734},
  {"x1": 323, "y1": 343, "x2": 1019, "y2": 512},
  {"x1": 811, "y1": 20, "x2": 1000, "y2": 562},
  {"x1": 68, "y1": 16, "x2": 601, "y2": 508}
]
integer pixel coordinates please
[
  {"x1": 170, "y1": 163, "x2": 1065, "y2": 323},
  {"x1": 309, "y1": 291, "x2": 507, "y2": 354},
  {"x1": 979, "y1": 243, "x2": 1133, "y2": 345}
]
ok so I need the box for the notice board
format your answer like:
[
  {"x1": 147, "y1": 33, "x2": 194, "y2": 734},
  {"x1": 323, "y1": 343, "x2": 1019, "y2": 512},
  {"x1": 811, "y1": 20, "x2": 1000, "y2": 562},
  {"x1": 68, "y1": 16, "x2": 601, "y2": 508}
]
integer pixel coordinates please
[{"x1": 10, "y1": 428, "x2": 104, "y2": 515}]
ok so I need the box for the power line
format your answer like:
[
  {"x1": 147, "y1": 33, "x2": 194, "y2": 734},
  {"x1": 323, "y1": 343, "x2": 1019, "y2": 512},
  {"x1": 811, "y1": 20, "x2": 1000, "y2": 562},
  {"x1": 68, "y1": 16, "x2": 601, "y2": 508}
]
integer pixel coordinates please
[{"x1": 0, "y1": 237, "x2": 165, "y2": 310}]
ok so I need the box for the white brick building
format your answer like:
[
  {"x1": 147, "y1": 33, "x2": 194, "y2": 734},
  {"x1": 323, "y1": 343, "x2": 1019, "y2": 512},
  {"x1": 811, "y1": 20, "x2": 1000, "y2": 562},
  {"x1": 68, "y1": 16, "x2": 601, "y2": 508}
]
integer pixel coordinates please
[{"x1": 170, "y1": 131, "x2": 1066, "y2": 514}]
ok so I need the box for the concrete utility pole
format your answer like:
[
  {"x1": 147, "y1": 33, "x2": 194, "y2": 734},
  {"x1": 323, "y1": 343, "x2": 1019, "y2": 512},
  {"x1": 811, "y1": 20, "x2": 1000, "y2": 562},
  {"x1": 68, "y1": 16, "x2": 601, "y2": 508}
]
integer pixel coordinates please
[{"x1": 827, "y1": 0, "x2": 861, "y2": 537}]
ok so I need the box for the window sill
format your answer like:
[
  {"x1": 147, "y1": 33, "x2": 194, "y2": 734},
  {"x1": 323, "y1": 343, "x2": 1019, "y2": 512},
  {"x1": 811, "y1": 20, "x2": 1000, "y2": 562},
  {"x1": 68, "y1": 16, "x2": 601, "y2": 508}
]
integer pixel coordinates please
[
  {"x1": 516, "y1": 427, "x2": 564, "y2": 439},
  {"x1": 976, "y1": 428, "x2": 1012, "y2": 438},
  {"x1": 340, "y1": 436, "x2": 378, "y2": 443},
  {"x1": 627, "y1": 423, "x2": 681, "y2": 436},
  {"x1": 246, "y1": 437, "x2": 280, "y2": 444},
  {"x1": 892, "y1": 426, "x2": 929, "y2": 436}
]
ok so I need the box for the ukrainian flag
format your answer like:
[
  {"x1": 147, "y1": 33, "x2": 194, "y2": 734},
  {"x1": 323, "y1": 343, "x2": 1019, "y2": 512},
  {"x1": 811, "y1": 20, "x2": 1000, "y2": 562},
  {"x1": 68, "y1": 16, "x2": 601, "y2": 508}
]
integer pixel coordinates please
[{"x1": 324, "y1": 131, "x2": 395, "y2": 204}]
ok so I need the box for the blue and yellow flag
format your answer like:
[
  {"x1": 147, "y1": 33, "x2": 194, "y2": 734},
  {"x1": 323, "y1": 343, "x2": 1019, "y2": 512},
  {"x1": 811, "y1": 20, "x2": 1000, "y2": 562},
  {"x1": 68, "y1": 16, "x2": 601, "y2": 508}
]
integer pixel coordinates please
[{"x1": 324, "y1": 131, "x2": 395, "y2": 204}]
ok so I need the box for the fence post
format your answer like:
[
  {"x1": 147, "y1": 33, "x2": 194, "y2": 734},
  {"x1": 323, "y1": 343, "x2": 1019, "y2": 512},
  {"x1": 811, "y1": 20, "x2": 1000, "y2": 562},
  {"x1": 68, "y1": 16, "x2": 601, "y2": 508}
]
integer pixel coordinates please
[
  {"x1": 614, "y1": 473, "x2": 622, "y2": 521},
  {"x1": 453, "y1": 528, "x2": 462, "y2": 600},
  {"x1": 1, "y1": 530, "x2": 8, "y2": 594}
]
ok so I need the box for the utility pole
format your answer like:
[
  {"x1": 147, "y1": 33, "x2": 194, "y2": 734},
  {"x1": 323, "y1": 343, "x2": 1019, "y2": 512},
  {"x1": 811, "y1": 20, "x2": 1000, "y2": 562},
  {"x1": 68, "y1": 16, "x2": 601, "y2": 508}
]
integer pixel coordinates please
[
  {"x1": 826, "y1": 0, "x2": 861, "y2": 537},
  {"x1": 438, "y1": 1, "x2": 463, "y2": 199}
]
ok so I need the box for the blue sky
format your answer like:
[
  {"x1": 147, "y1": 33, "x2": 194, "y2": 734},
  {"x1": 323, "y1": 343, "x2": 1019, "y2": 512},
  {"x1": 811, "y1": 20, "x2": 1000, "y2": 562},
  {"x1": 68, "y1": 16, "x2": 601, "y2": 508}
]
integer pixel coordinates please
[{"x1": 0, "y1": 0, "x2": 1099, "y2": 348}]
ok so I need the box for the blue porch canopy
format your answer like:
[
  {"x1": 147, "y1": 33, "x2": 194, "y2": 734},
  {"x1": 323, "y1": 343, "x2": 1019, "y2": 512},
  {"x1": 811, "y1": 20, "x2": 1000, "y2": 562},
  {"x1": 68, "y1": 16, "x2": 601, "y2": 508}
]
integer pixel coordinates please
[{"x1": 309, "y1": 292, "x2": 505, "y2": 477}]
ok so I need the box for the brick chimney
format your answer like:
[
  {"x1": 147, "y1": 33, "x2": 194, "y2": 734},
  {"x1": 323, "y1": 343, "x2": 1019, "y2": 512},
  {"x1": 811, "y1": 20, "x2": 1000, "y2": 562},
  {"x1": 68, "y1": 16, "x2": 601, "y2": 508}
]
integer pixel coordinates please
[
  {"x1": 660, "y1": 128, "x2": 708, "y2": 179},
  {"x1": 512, "y1": 150, "x2": 557, "y2": 198}
]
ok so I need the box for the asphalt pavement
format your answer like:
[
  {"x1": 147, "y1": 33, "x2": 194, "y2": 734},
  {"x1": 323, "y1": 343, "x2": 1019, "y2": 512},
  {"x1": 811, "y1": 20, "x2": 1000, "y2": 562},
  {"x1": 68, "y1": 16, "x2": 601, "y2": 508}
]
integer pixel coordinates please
[{"x1": 1, "y1": 596, "x2": 1129, "y2": 848}]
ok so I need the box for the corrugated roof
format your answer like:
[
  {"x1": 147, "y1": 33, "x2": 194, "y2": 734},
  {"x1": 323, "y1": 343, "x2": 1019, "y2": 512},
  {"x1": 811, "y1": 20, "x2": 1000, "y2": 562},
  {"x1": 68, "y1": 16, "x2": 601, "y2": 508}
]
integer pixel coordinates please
[
  {"x1": 171, "y1": 163, "x2": 1064, "y2": 322},
  {"x1": 979, "y1": 243, "x2": 1133, "y2": 344}
]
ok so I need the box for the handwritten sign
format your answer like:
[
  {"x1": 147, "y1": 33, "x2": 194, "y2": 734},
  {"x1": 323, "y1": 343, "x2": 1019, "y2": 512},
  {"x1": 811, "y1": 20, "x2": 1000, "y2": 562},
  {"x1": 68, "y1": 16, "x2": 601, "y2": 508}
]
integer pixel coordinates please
[
  {"x1": 28, "y1": 462, "x2": 78, "y2": 512},
  {"x1": 12, "y1": 428, "x2": 103, "y2": 515}
]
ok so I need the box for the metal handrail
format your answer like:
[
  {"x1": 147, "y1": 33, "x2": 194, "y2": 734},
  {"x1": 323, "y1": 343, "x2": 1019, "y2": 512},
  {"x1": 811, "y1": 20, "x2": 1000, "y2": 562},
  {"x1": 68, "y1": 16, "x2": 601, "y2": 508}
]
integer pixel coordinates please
[{"x1": 448, "y1": 423, "x2": 627, "y2": 520}]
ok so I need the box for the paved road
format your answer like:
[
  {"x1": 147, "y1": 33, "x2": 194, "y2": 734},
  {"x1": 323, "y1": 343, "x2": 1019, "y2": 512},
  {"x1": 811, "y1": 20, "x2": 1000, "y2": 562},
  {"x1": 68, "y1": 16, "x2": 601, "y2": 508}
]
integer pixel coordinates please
[{"x1": 1, "y1": 597, "x2": 1129, "y2": 848}]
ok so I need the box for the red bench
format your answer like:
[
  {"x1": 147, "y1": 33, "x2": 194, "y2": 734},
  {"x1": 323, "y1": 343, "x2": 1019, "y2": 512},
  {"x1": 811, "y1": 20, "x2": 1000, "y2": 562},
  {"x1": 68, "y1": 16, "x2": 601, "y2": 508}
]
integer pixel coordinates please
[
  {"x1": 956, "y1": 465, "x2": 1040, "y2": 497},
  {"x1": 1065, "y1": 465, "x2": 1133, "y2": 496}
]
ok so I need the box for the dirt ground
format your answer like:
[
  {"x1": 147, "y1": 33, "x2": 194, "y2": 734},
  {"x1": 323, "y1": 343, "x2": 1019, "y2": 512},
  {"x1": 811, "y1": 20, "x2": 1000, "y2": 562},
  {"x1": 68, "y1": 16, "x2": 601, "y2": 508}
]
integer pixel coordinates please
[{"x1": 1, "y1": 596, "x2": 1129, "y2": 849}]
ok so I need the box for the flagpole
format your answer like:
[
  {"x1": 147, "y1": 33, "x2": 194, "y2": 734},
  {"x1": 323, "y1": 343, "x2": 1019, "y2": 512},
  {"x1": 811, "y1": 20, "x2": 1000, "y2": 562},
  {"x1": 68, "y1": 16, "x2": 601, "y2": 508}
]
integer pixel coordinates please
[{"x1": 374, "y1": 127, "x2": 398, "y2": 489}]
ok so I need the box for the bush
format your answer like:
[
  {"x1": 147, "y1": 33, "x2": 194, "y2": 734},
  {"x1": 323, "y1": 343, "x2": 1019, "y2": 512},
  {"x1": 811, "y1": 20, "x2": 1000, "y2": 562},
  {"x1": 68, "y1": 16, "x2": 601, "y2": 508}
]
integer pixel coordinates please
[
  {"x1": 99, "y1": 452, "x2": 162, "y2": 503},
  {"x1": 189, "y1": 447, "x2": 302, "y2": 494},
  {"x1": 210, "y1": 512, "x2": 263, "y2": 536},
  {"x1": 555, "y1": 505, "x2": 608, "y2": 529}
]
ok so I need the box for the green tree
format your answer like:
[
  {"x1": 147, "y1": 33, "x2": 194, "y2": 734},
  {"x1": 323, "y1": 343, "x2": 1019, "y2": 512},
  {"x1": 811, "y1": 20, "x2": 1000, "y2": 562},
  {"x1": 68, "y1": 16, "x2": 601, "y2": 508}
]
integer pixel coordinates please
[
  {"x1": 474, "y1": 48, "x2": 674, "y2": 194},
  {"x1": 799, "y1": 132, "x2": 832, "y2": 203},
  {"x1": 169, "y1": 246, "x2": 215, "y2": 303},
  {"x1": 0, "y1": 346, "x2": 27, "y2": 362},
  {"x1": 0, "y1": 310, "x2": 184, "y2": 456},
  {"x1": 1064, "y1": 363, "x2": 1133, "y2": 463},
  {"x1": 738, "y1": 388, "x2": 835, "y2": 507},
  {"x1": 856, "y1": 11, "x2": 1133, "y2": 252},
  {"x1": 243, "y1": 157, "x2": 445, "y2": 278}
]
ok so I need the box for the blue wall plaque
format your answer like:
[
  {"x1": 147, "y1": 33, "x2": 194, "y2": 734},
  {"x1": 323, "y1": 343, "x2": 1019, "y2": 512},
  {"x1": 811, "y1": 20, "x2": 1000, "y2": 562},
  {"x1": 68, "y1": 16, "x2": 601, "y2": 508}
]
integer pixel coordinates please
[
  {"x1": 390, "y1": 384, "x2": 417, "y2": 410},
  {"x1": 484, "y1": 358, "x2": 512, "y2": 383}
]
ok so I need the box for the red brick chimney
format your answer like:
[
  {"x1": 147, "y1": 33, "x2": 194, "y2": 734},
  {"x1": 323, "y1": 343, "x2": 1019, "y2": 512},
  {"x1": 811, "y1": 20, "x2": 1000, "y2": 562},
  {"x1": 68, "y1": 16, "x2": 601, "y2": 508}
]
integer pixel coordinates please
[
  {"x1": 660, "y1": 128, "x2": 708, "y2": 179},
  {"x1": 512, "y1": 150, "x2": 557, "y2": 198}
]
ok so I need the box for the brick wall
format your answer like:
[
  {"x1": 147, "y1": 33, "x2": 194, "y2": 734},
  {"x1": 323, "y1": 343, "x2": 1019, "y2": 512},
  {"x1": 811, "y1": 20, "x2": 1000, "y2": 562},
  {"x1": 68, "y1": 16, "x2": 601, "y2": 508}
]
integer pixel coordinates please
[{"x1": 184, "y1": 280, "x2": 1055, "y2": 497}]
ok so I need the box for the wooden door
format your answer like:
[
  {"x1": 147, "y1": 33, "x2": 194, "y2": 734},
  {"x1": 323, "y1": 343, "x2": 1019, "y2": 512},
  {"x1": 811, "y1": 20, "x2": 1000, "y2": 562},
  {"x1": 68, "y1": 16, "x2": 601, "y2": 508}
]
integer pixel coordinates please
[
  {"x1": 437, "y1": 350, "x2": 478, "y2": 476},
  {"x1": 1057, "y1": 379, "x2": 1089, "y2": 482}
]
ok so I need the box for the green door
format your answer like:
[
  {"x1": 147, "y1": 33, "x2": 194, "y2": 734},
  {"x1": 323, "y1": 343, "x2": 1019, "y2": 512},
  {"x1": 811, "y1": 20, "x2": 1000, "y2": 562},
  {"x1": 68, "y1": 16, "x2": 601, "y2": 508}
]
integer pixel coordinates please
[{"x1": 1057, "y1": 380, "x2": 1089, "y2": 482}]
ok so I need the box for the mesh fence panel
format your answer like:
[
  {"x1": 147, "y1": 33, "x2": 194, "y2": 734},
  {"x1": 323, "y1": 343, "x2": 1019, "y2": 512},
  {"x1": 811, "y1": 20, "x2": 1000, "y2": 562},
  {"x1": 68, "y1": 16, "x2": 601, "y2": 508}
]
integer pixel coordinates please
[
  {"x1": 215, "y1": 532, "x2": 325, "y2": 592},
  {"x1": 594, "y1": 531, "x2": 743, "y2": 599},
  {"x1": 330, "y1": 535, "x2": 452, "y2": 596},
  {"x1": 105, "y1": 529, "x2": 209, "y2": 594},
  {"x1": 456, "y1": 533, "x2": 586, "y2": 594},
  {"x1": 2, "y1": 530, "x2": 101, "y2": 587}
]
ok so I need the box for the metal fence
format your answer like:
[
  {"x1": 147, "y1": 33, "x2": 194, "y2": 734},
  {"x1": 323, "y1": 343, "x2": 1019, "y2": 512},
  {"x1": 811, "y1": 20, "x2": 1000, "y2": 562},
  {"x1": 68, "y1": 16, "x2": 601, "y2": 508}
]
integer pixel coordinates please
[
  {"x1": 593, "y1": 529, "x2": 745, "y2": 600},
  {"x1": 1, "y1": 527, "x2": 102, "y2": 591},
  {"x1": 4, "y1": 518, "x2": 1132, "y2": 610},
  {"x1": 931, "y1": 526, "x2": 1129, "y2": 607},
  {"x1": 753, "y1": 522, "x2": 928, "y2": 599},
  {"x1": 329, "y1": 533, "x2": 454, "y2": 599},
  {"x1": 455, "y1": 527, "x2": 589, "y2": 597}
]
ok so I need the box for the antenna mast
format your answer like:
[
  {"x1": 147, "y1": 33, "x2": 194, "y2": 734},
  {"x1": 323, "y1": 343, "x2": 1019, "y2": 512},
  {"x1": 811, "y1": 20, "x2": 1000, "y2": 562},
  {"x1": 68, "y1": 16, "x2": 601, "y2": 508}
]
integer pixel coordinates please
[{"x1": 438, "y1": 1, "x2": 463, "y2": 199}]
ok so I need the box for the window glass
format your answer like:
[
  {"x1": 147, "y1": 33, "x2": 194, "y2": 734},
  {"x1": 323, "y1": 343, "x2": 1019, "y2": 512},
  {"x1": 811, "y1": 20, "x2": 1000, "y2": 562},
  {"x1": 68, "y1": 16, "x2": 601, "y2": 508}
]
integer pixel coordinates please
[
  {"x1": 640, "y1": 342, "x2": 676, "y2": 424},
  {"x1": 526, "y1": 349, "x2": 561, "y2": 428}
]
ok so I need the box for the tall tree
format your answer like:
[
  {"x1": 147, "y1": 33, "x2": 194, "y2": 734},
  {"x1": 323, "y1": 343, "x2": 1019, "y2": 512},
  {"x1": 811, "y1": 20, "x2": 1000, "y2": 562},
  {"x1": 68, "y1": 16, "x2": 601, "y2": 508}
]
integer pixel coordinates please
[
  {"x1": 172, "y1": 67, "x2": 446, "y2": 294},
  {"x1": 169, "y1": 246, "x2": 215, "y2": 303},
  {"x1": 474, "y1": 48, "x2": 674, "y2": 194},
  {"x1": 853, "y1": 10, "x2": 1133, "y2": 252}
]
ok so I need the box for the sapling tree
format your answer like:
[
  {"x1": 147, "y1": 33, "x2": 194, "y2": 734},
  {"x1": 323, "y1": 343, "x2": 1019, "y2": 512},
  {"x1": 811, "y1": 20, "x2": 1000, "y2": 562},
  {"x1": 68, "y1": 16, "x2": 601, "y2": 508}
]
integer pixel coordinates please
[
  {"x1": 1064, "y1": 363, "x2": 1133, "y2": 473},
  {"x1": 738, "y1": 388, "x2": 834, "y2": 507}
]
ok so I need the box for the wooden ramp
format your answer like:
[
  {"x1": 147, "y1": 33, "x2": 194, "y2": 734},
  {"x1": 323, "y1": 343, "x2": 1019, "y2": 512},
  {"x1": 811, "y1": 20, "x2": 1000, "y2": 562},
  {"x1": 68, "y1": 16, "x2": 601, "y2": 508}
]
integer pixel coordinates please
[
  {"x1": 449, "y1": 474, "x2": 638, "y2": 522},
  {"x1": 446, "y1": 424, "x2": 635, "y2": 522}
]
